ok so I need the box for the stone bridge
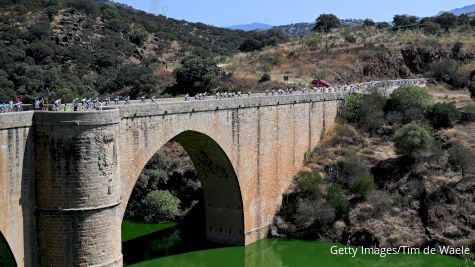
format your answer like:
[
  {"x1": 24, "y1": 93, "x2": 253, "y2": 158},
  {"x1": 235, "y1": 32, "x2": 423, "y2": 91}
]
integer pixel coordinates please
[{"x1": 0, "y1": 79, "x2": 426, "y2": 266}]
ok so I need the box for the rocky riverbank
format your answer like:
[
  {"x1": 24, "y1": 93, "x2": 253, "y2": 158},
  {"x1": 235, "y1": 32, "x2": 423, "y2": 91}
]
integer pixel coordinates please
[{"x1": 271, "y1": 120, "x2": 475, "y2": 254}]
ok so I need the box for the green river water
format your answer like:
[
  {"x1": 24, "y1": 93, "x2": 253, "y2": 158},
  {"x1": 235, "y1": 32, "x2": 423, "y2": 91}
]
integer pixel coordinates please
[{"x1": 121, "y1": 220, "x2": 467, "y2": 267}]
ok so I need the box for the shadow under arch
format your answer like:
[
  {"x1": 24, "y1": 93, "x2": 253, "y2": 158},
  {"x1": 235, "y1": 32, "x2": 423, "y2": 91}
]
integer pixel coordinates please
[
  {"x1": 124, "y1": 130, "x2": 245, "y2": 246},
  {"x1": 0, "y1": 231, "x2": 16, "y2": 267}
]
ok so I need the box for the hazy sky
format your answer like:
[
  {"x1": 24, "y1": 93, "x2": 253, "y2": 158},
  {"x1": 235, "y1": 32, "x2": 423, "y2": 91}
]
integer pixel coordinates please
[{"x1": 113, "y1": 0, "x2": 474, "y2": 27}]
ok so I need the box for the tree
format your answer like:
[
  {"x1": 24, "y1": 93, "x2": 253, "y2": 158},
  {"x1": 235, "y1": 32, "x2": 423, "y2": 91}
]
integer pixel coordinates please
[
  {"x1": 238, "y1": 30, "x2": 287, "y2": 52},
  {"x1": 434, "y1": 12, "x2": 458, "y2": 31},
  {"x1": 142, "y1": 190, "x2": 181, "y2": 223},
  {"x1": 393, "y1": 15, "x2": 418, "y2": 29},
  {"x1": 174, "y1": 56, "x2": 222, "y2": 93},
  {"x1": 0, "y1": 70, "x2": 15, "y2": 100},
  {"x1": 313, "y1": 14, "x2": 341, "y2": 33},
  {"x1": 393, "y1": 123, "x2": 433, "y2": 156},
  {"x1": 425, "y1": 103, "x2": 461, "y2": 129},
  {"x1": 457, "y1": 14, "x2": 470, "y2": 26},
  {"x1": 362, "y1": 18, "x2": 376, "y2": 27}
]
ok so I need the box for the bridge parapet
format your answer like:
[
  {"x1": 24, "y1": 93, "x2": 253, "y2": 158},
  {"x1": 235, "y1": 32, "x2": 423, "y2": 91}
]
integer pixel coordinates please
[{"x1": 119, "y1": 93, "x2": 345, "y2": 118}]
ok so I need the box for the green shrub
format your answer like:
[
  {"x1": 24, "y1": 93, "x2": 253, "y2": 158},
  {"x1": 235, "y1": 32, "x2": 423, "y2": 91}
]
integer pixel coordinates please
[
  {"x1": 173, "y1": 55, "x2": 222, "y2": 94},
  {"x1": 461, "y1": 104, "x2": 475, "y2": 122},
  {"x1": 448, "y1": 143, "x2": 474, "y2": 178},
  {"x1": 295, "y1": 170, "x2": 322, "y2": 200},
  {"x1": 350, "y1": 174, "x2": 375, "y2": 198},
  {"x1": 427, "y1": 59, "x2": 469, "y2": 89},
  {"x1": 358, "y1": 94, "x2": 386, "y2": 133},
  {"x1": 330, "y1": 124, "x2": 365, "y2": 146},
  {"x1": 343, "y1": 93, "x2": 386, "y2": 133},
  {"x1": 388, "y1": 85, "x2": 432, "y2": 113},
  {"x1": 425, "y1": 102, "x2": 461, "y2": 129},
  {"x1": 142, "y1": 190, "x2": 181, "y2": 223},
  {"x1": 337, "y1": 151, "x2": 369, "y2": 186},
  {"x1": 367, "y1": 190, "x2": 393, "y2": 214},
  {"x1": 343, "y1": 93, "x2": 364, "y2": 122},
  {"x1": 344, "y1": 35, "x2": 357, "y2": 44},
  {"x1": 326, "y1": 185, "x2": 349, "y2": 218},
  {"x1": 423, "y1": 21, "x2": 441, "y2": 35},
  {"x1": 376, "y1": 22, "x2": 390, "y2": 29},
  {"x1": 393, "y1": 122, "x2": 433, "y2": 156},
  {"x1": 129, "y1": 28, "x2": 149, "y2": 46},
  {"x1": 469, "y1": 78, "x2": 475, "y2": 100}
]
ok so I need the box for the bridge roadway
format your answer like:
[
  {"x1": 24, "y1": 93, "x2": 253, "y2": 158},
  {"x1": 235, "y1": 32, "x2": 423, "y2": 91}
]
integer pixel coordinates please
[{"x1": 0, "y1": 78, "x2": 427, "y2": 267}]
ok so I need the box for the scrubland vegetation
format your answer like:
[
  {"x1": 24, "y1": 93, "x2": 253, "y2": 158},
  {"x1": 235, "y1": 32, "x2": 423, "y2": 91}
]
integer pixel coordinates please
[{"x1": 272, "y1": 84, "x2": 475, "y2": 252}]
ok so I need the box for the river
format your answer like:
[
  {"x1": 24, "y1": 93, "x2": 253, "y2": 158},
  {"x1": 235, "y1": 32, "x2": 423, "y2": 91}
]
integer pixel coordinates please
[{"x1": 122, "y1": 220, "x2": 464, "y2": 267}]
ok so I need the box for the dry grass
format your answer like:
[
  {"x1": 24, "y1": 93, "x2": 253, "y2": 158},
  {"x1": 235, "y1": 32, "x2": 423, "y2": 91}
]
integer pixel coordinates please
[
  {"x1": 222, "y1": 28, "x2": 475, "y2": 88},
  {"x1": 426, "y1": 84, "x2": 473, "y2": 108}
]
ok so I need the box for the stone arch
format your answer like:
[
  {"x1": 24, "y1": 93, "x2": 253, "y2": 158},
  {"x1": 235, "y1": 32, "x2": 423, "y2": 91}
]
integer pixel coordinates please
[
  {"x1": 122, "y1": 130, "x2": 244, "y2": 245},
  {"x1": 0, "y1": 231, "x2": 17, "y2": 267}
]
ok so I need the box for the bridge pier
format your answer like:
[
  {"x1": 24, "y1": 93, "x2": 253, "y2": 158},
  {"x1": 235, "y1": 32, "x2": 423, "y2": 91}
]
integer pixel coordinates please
[{"x1": 34, "y1": 110, "x2": 123, "y2": 266}]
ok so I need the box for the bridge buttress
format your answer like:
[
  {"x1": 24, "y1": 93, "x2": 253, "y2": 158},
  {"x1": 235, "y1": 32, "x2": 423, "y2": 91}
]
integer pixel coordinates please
[{"x1": 34, "y1": 110, "x2": 123, "y2": 267}]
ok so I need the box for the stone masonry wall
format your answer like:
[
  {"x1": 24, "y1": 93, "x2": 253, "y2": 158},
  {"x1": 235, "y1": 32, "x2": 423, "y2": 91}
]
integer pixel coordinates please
[
  {"x1": 0, "y1": 112, "x2": 36, "y2": 267},
  {"x1": 118, "y1": 93, "x2": 343, "y2": 245},
  {"x1": 0, "y1": 78, "x2": 425, "y2": 266},
  {"x1": 34, "y1": 110, "x2": 122, "y2": 267}
]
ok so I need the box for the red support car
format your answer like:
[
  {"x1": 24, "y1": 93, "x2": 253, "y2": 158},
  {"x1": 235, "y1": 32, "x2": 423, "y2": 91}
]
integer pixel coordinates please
[{"x1": 311, "y1": 80, "x2": 331, "y2": 87}]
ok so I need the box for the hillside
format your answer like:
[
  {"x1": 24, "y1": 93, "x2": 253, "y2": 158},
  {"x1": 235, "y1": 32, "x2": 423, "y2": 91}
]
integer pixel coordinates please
[
  {"x1": 275, "y1": 19, "x2": 365, "y2": 37},
  {"x1": 0, "y1": 0, "x2": 256, "y2": 101},
  {"x1": 222, "y1": 26, "x2": 475, "y2": 91}
]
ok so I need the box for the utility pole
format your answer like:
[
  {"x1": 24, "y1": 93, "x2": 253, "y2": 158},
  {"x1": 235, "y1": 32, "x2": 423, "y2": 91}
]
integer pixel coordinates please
[
  {"x1": 161, "y1": 5, "x2": 168, "y2": 17},
  {"x1": 150, "y1": 0, "x2": 159, "y2": 16}
]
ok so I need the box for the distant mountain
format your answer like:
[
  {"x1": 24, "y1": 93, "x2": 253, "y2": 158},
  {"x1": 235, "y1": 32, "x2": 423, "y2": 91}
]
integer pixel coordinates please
[
  {"x1": 438, "y1": 4, "x2": 475, "y2": 16},
  {"x1": 227, "y1": 22, "x2": 274, "y2": 31}
]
